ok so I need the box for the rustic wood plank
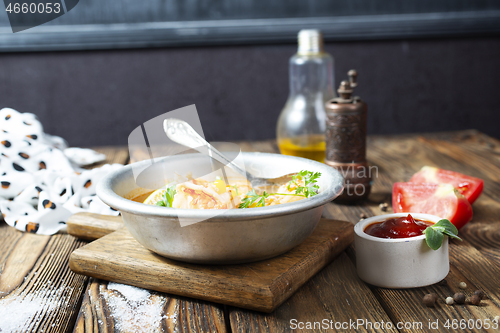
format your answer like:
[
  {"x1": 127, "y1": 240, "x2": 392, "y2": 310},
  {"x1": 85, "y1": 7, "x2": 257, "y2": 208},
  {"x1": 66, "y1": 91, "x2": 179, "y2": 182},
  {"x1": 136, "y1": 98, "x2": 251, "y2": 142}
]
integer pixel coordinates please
[
  {"x1": 460, "y1": 222, "x2": 500, "y2": 264},
  {"x1": 67, "y1": 213, "x2": 123, "y2": 241},
  {"x1": 236, "y1": 141, "x2": 258, "y2": 152},
  {"x1": 248, "y1": 141, "x2": 279, "y2": 154},
  {"x1": 421, "y1": 129, "x2": 500, "y2": 150},
  {"x1": 71, "y1": 133, "x2": 500, "y2": 332},
  {"x1": 0, "y1": 228, "x2": 49, "y2": 296},
  {"x1": 232, "y1": 132, "x2": 500, "y2": 332},
  {"x1": 448, "y1": 238, "x2": 500, "y2": 309},
  {"x1": 0, "y1": 230, "x2": 88, "y2": 332},
  {"x1": 73, "y1": 278, "x2": 227, "y2": 333},
  {"x1": 229, "y1": 253, "x2": 398, "y2": 333},
  {"x1": 298, "y1": 131, "x2": 500, "y2": 333},
  {"x1": 69, "y1": 219, "x2": 353, "y2": 313},
  {"x1": 0, "y1": 146, "x2": 130, "y2": 333},
  {"x1": 371, "y1": 241, "x2": 500, "y2": 333},
  {"x1": 88, "y1": 146, "x2": 130, "y2": 167},
  {"x1": 345, "y1": 131, "x2": 500, "y2": 332}
]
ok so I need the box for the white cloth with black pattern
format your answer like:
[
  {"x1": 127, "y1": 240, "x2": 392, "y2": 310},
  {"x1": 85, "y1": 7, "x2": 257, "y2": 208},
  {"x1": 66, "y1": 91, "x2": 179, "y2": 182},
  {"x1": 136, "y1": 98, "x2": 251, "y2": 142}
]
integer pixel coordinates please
[{"x1": 0, "y1": 108, "x2": 121, "y2": 235}]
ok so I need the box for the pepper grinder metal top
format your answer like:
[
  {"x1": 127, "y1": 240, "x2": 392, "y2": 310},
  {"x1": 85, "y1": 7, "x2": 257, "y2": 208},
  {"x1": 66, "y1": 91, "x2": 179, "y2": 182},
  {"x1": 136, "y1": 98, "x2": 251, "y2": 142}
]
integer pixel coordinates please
[{"x1": 325, "y1": 70, "x2": 371, "y2": 201}]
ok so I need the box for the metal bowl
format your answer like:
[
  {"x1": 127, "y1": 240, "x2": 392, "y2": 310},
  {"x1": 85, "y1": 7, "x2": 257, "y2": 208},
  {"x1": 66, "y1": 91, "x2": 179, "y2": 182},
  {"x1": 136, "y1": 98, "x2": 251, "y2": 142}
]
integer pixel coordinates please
[{"x1": 97, "y1": 152, "x2": 344, "y2": 264}]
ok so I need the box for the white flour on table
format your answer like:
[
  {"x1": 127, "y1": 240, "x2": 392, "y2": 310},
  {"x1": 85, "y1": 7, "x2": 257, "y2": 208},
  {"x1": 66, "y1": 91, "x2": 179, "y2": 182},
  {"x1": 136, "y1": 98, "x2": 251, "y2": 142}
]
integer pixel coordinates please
[
  {"x1": 99, "y1": 282, "x2": 177, "y2": 332},
  {"x1": 0, "y1": 283, "x2": 73, "y2": 332}
]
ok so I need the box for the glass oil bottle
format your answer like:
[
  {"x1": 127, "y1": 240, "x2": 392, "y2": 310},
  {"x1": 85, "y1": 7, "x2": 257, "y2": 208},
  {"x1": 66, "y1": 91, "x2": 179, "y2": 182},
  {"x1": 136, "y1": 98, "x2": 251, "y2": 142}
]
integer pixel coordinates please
[{"x1": 276, "y1": 29, "x2": 334, "y2": 162}]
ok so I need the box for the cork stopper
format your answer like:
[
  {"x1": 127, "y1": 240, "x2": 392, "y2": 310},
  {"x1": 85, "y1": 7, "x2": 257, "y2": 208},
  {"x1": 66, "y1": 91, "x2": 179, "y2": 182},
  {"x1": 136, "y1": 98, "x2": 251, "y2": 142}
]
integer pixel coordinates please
[{"x1": 297, "y1": 29, "x2": 324, "y2": 55}]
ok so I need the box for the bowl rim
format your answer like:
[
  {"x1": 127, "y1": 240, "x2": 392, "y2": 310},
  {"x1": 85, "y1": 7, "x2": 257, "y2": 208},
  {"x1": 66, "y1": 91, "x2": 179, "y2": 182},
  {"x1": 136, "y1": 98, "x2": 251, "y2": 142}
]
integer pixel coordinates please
[
  {"x1": 354, "y1": 212, "x2": 443, "y2": 243},
  {"x1": 97, "y1": 152, "x2": 344, "y2": 222}
]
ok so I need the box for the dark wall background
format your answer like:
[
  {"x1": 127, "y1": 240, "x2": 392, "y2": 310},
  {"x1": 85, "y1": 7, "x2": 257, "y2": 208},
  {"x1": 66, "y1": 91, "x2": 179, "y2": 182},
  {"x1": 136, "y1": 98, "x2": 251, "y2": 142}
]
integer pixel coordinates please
[{"x1": 0, "y1": 36, "x2": 499, "y2": 147}]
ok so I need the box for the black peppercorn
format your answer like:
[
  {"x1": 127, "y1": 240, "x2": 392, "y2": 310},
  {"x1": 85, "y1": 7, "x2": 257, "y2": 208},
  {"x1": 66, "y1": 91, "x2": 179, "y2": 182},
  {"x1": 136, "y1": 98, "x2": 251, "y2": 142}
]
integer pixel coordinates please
[
  {"x1": 453, "y1": 292, "x2": 465, "y2": 304},
  {"x1": 473, "y1": 290, "x2": 485, "y2": 300},
  {"x1": 470, "y1": 294, "x2": 481, "y2": 306},
  {"x1": 423, "y1": 293, "x2": 438, "y2": 307}
]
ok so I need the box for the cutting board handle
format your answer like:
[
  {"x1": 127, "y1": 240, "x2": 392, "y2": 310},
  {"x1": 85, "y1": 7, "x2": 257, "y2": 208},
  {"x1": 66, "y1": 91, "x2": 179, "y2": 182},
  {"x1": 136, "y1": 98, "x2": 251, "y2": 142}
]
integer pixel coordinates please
[{"x1": 67, "y1": 212, "x2": 123, "y2": 241}]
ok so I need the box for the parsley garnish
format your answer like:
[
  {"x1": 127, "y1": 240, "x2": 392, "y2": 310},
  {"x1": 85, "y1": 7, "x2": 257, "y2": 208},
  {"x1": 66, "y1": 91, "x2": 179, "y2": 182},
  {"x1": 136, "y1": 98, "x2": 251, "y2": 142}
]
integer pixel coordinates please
[
  {"x1": 239, "y1": 189, "x2": 270, "y2": 208},
  {"x1": 424, "y1": 219, "x2": 462, "y2": 250},
  {"x1": 238, "y1": 170, "x2": 321, "y2": 209},
  {"x1": 155, "y1": 186, "x2": 176, "y2": 207},
  {"x1": 287, "y1": 170, "x2": 321, "y2": 197}
]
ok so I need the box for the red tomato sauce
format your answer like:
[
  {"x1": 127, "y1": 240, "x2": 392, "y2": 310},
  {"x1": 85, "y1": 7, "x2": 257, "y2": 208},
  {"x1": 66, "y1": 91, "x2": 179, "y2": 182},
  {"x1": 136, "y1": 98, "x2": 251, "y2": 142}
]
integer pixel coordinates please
[{"x1": 364, "y1": 214, "x2": 434, "y2": 239}]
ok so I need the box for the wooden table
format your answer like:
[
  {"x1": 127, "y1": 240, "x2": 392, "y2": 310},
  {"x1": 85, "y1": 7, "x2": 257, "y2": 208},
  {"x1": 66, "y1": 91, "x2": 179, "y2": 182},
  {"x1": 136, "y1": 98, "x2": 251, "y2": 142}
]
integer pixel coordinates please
[{"x1": 1, "y1": 129, "x2": 500, "y2": 332}]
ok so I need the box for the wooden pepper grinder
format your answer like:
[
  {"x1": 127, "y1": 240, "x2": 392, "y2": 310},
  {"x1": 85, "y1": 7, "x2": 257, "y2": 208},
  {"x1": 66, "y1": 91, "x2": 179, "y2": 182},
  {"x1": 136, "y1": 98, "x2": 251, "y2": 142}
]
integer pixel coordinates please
[{"x1": 325, "y1": 70, "x2": 371, "y2": 201}]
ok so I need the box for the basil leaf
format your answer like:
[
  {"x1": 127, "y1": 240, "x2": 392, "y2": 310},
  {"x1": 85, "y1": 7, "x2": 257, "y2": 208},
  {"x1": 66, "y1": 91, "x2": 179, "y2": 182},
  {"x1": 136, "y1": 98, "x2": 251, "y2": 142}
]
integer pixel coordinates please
[
  {"x1": 431, "y1": 226, "x2": 446, "y2": 233},
  {"x1": 425, "y1": 227, "x2": 444, "y2": 250},
  {"x1": 433, "y1": 219, "x2": 458, "y2": 236},
  {"x1": 442, "y1": 230, "x2": 462, "y2": 241}
]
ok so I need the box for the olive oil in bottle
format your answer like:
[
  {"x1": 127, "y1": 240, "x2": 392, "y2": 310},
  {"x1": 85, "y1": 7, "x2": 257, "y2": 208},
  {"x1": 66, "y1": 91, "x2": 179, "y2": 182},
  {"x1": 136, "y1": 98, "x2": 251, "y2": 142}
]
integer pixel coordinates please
[
  {"x1": 276, "y1": 29, "x2": 334, "y2": 163},
  {"x1": 278, "y1": 134, "x2": 326, "y2": 162}
]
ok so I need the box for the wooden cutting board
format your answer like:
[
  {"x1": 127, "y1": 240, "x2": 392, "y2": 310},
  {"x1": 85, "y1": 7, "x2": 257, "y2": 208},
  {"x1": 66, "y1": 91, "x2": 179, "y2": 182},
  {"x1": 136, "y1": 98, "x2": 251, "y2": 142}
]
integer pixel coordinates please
[{"x1": 68, "y1": 213, "x2": 353, "y2": 313}]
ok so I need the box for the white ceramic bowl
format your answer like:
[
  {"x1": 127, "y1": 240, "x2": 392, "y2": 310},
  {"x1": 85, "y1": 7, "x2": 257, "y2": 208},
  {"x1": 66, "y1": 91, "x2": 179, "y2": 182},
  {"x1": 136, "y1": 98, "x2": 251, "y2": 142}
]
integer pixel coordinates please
[{"x1": 354, "y1": 213, "x2": 449, "y2": 288}]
